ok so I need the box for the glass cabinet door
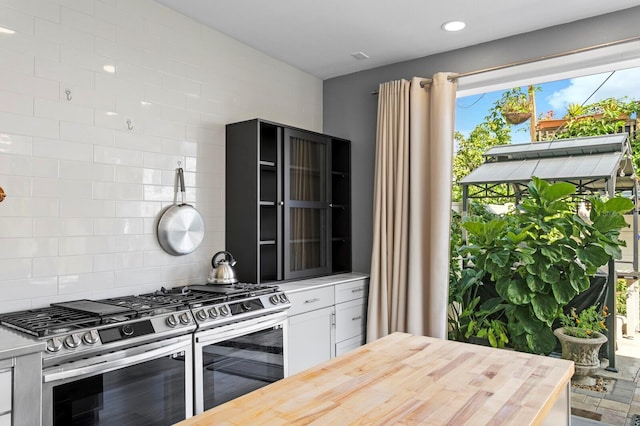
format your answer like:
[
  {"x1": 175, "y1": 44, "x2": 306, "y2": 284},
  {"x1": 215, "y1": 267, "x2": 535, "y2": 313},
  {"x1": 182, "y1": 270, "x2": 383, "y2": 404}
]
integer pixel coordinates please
[{"x1": 283, "y1": 129, "x2": 330, "y2": 279}]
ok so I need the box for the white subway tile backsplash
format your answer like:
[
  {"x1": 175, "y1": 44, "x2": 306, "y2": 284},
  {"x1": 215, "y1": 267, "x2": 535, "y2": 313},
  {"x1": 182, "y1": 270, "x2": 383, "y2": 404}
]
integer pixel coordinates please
[
  {"x1": 94, "y1": 1, "x2": 140, "y2": 33},
  {"x1": 0, "y1": 197, "x2": 58, "y2": 217},
  {"x1": 52, "y1": 0, "x2": 93, "y2": 15},
  {"x1": 0, "y1": 46, "x2": 34, "y2": 76},
  {"x1": 93, "y1": 218, "x2": 144, "y2": 236},
  {"x1": 33, "y1": 176, "x2": 93, "y2": 199},
  {"x1": 59, "y1": 236, "x2": 116, "y2": 256},
  {"x1": 35, "y1": 17, "x2": 94, "y2": 52},
  {"x1": 0, "y1": 111, "x2": 59, "y2": 139},
  {"x1": 0, "y1": 218, "x2": 32, "y2": 238},
  {"x1": 0, "y1": 90, "x2": 33, "y2": 115},
  {"x1": 113, "y1": 131, "x2": 161, "y2": 153},
  {"x1": 0, "y1": 0, "x2": 322, "y2": 309},
  {"x1": 61, "y1": 7, "x2": 116, "y2": 41},
  {"x1": 58, "y1": 199, "x2": 115, "y2": 218},
  {"x1": 33, "y1": 217, "x2": 93, "y2": 237},
  {"x1": 0, "y1": 277, "x2": 58, "y2": 306},
  {"x1": 32, "y1": 255, "x2": 93, "y2": 277},
  {"x1": 35, "y1": 97, "x2": 94, "y2": 125},
  {"x1": 0, "y1": 133, "x2": 32, "y2": 155},
  {"x1": 35, "y1": 56, "x2": 95, "y2": 89},
  {"x1": 94, "y1": 144, "x2": 143, "y2": 167},
  {"x1": 0, "y1": 4, "x2": 35, "y2": 35},
  {"x1": 33, "y1": 137, "x2": 93, "y2": 162},
  {"x1": 115, "y1": 200, "x2": 162, "y2": 218},
  {"x1": 58, "y1": 271, "x2": 114, "y2": 295},
  {"x1": 59, "y1": 160, "x2": 115, "y2": 182},
  {"x1": 0, "y1": 0, "x2": 60, "y2": 22},
  {"x1": 93, "y1": 181, "x2": 143, "y2": 200},
  {"x1": 0, "y1": 237, "x2": 58, "y2": 258}
]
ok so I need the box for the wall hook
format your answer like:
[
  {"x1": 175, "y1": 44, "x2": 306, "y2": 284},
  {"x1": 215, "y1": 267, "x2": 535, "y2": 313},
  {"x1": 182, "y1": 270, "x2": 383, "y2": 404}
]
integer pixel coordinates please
[
  {"x1": 0, "y1": 187, "x2": 5, "y2": 202},
  {"x1": 126, "y1": 119, "x2": 133, "y2": 131},
  {"x1": 65, "y1": 89, "x2": 72, "y2": 101}
]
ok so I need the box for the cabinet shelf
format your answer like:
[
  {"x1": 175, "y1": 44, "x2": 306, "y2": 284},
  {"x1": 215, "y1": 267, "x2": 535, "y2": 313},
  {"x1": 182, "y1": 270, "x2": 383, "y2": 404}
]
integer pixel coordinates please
[{"x1": 227, "y1": 119, "x2": 350, "y2": 283}]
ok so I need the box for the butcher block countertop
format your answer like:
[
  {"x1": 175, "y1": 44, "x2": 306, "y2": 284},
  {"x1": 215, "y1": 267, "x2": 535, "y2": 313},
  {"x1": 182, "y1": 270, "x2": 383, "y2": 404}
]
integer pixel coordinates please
[{"x1": 177, "y1": 332, "x2": 574, "y2": 426}]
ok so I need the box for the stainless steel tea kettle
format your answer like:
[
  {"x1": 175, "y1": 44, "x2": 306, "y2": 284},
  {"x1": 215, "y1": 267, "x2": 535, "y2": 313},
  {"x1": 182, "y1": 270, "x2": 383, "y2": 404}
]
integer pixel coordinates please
[{"x1": 207, "y1": 251, "x2": 238, "y2": 284}]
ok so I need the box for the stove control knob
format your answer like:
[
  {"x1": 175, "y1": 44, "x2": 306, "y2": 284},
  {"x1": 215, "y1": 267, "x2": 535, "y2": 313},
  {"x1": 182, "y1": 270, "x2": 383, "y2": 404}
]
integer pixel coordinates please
[
  {"x1": 219, "y1": 305, "x2": 230, "y2": 316},
  {"x1": 179, "y1": 312, "x2": 192, "y2": 325},
  {"x1": 195, "y1": 310, "x2": 208, "y2": 321},
  {"x1": 121, "y1": 324, "x2": 134, "y2": 336},
  {"x1": 46, "y1": 337, "x2": 63, "y2": 353},
  {"x1": 278, "y1": 294, "x2": 288, "y2": 303},
  {"x1": 64, "y1": 334, "x2": 81, "y2": 349},
  {"x1": 83, "y1": 330, "x2": 99, "y2": 345},
  {"x1": 208, "y1": 307, "x2": 218, "y2": 318},
  {"x1": 269, "y1": 295, "x2": 279, "y2": 305},
  {"x1": 166, "y1": 314, "x2": 179, "y2": 328}
]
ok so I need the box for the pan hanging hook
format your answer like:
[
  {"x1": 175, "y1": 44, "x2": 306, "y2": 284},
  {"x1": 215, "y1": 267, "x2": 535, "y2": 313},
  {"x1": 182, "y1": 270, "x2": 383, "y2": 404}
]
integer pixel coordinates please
[
  {"x1": 65, "y1": 89, "x2": 72, "y2": 101},
  {"x1": 126, "y1": 119, "x2": 133, "y2": 131}
]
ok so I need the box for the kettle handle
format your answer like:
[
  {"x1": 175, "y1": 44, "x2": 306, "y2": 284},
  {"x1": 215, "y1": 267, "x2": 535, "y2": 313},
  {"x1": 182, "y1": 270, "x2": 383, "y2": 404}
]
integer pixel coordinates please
[{"x1": 212, "y1": 251, "x2": 236, "y2": 267}]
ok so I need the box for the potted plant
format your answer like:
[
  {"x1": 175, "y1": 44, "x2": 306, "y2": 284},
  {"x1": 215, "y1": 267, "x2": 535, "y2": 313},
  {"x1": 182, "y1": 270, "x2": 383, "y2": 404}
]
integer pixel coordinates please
[
  {"x1": 499, "y1": 87, "x2": 531, "y2": 125},
  {"x1": 554, "y1": 305, "x2": 609, "y2": 376},
  {"x1": 460, "y1": 177, "x2": 632, "y2": 355}
]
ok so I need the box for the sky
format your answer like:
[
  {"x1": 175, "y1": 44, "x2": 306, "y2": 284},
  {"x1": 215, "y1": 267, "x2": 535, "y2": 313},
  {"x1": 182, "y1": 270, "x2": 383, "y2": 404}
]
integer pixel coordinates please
[{"x1": 455, "y1": 67, "x2": 640, "y2": 145}]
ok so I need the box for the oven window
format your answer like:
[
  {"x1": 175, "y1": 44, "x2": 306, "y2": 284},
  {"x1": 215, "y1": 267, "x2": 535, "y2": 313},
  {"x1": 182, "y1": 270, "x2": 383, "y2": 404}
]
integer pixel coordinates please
[
  {"x1": 53, "y1": 353, "x2": 186, "y2": 426},
  {"x1": 202, "y1": 326, "x2": 283, "y2": 410}
]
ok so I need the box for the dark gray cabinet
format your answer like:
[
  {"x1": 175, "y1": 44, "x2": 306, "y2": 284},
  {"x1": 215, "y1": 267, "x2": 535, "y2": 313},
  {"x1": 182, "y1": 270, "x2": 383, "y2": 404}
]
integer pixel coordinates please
[{"x1": 226, "y1": 119, "x2": 351, "y2": 283}]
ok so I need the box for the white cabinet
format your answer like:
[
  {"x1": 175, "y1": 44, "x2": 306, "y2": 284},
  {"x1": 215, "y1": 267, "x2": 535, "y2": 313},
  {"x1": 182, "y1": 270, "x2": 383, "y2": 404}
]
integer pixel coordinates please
[
  {"x1": 0, "y1": 368, "x2": 11, "y2": 423},
  {"x1": 286, "y1": 276, "x2": 368, "y2": 375},
  {"x1": 288, "y1": 306, "x2": 335, "y2": 375}
]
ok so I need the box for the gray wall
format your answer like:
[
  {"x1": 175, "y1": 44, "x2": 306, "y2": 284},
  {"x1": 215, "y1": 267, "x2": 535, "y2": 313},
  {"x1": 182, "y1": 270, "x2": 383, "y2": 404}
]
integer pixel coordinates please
[{"x1": 323, "y1": 7, "x2": 640, "y2": 273}]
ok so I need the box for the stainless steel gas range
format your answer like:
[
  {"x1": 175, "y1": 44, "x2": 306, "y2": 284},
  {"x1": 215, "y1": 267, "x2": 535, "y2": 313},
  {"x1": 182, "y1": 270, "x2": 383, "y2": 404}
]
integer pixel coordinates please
[{"x1": 0, "y1": 283, "x2": 291, "y2": 426}]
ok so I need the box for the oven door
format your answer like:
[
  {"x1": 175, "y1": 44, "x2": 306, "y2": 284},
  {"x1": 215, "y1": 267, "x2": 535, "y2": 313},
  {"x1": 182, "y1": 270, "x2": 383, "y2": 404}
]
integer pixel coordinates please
[
  {"x1": 194, "y1": 311, "x2": 288, "y2": 414},
  {"x1": 42, "y1": 335, "x2": 193, "y2": 426}
]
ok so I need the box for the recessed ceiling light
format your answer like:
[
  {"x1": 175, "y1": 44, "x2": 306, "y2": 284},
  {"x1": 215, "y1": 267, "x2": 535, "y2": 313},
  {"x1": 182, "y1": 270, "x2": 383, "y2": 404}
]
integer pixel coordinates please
[
  {"x1": 441, "y1": 21, "x2": 466, "y2": 32},
  {"x1": 351, "y1": 51, "x2": 369, "y2": 61},
  {"x1": 103, "y1": 64, "x2": 116, "y2": 73},
  {"x1": 0, "y1": 26, "x2": 15, "y2": 34}
]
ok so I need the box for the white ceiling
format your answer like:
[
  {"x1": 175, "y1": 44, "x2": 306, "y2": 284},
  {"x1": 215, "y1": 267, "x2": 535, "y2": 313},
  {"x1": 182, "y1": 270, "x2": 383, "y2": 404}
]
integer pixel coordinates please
[{"x1": 154, "y1": 0, "x2": 640, "y2": 80}]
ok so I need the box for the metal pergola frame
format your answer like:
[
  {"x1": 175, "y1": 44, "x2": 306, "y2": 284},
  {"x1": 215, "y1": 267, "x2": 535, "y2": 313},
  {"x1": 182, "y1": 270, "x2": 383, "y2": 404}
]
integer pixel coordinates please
[{"x1": 459, "y1": 134, "x2": 639, "y2": 370}]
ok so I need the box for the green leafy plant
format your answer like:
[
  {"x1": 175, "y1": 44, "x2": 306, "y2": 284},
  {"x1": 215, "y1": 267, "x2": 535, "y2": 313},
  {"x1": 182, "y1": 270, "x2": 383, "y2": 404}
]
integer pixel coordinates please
[
  {"x1": 560, "y1": 305, "x2": 609, "y2": 338},
  {"x1": 616, "y1": 278, "x2": 628, "y2": 317},
  {"x1": 499, "y1": 87, "x2": 531, "y2": 114},
  {"x1": 461, "y1": 177, "x2": 633, "y2": 354}
]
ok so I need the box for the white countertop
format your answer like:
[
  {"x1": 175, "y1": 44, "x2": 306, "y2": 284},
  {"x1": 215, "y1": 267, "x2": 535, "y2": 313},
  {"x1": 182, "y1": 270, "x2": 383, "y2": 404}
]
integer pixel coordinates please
[
  {"x1": 0, "y1": 326, "x2": 45, "y2": 360},
  {"x1": 277, "y1": 272, "x2": 369, "y2": 294}
]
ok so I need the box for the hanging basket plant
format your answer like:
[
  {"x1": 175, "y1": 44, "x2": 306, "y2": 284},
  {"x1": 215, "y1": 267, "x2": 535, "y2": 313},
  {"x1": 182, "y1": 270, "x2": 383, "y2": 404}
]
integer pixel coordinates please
[
  {"x1": 499, "y1": 88, "x2": 532, "y2": 125},
  {"x1": 504, "y1": 111, "x2": 531, "y2": 125}
]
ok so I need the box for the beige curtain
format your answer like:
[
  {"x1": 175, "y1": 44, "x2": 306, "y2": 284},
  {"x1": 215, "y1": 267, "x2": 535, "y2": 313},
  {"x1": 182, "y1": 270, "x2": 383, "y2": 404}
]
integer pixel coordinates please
[{"x1": 367, "y1": 73, "x2": 457, "y2": 341}]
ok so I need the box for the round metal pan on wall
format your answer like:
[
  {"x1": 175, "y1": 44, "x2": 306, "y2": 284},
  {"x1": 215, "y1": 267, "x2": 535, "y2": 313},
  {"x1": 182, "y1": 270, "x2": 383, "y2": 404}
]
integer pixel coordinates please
[{"x1": 157, "y1": 166, "x2": 205, "y2": 256}]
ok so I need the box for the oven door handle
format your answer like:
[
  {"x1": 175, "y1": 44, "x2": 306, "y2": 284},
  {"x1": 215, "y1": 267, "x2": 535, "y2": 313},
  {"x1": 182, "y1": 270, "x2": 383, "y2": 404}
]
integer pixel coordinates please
[{"x1": 43, "y1": 340, "x2": 189, "y2": 383}]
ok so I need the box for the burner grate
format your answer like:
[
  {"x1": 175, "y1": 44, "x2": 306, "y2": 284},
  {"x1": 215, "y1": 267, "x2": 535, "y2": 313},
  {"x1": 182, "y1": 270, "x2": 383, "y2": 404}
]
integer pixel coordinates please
[{"x1": 0, "y1": 306, "x2": 101, "y2": 337}]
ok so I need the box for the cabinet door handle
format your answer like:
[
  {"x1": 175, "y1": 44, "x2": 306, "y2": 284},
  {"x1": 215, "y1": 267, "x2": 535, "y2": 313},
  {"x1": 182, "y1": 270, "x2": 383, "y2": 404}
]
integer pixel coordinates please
[
  {"x1": 351, "y1": 288, "x2": 364, "y2": 293},
  {"x1": 351, "y1": 316, "x2": 363, "y2": 321},
  {"x1": 279, "y1": 201, "x2": 284, "y2": 206},
  {"x1": 304, "y1": 298, "x2": 320, "y2": 304}
]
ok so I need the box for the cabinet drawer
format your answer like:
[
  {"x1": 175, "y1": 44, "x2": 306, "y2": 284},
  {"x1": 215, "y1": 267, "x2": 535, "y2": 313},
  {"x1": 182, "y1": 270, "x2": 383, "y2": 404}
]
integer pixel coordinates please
[
  {"x1": 287, "y1": 286, "x2": 334, "y2": 316},
  {"x1": 335, "y1": 298, "x2": 367, "y2": 342},
  {"x1": 335, "y1": 279, "x2": 368, "y2": 304},
  {"x1": 0, "y1": 369, "x2": 11, "y2": 414},
  {"x1": 335, "y1": 335, "x2": 365, "y2": 357}
]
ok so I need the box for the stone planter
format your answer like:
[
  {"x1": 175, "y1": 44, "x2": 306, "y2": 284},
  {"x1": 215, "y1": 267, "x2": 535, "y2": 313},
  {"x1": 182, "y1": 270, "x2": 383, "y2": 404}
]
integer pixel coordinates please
[{"x1": 553, "y1": 327, "x2": 607, "y2": 377}]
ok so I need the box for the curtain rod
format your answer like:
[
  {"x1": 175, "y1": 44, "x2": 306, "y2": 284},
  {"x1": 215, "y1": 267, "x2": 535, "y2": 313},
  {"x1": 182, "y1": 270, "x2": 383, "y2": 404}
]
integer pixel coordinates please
[{"x1": 371, "y1": 35, "x2": 640, "y2": 95}]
